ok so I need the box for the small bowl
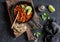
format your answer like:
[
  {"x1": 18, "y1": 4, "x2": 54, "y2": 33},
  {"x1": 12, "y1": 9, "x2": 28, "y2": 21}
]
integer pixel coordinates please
[
  {"x1": 10, "y1": 1, "x2": 34, "y2": 23},
  {"x1": 38, "y1": 5, "x2": 46, "y2": 12}
]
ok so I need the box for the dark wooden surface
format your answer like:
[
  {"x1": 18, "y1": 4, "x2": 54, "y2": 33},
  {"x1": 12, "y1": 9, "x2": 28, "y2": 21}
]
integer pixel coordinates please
[{"x1": 0, "y1": 0, "x2": 60, "y2": 42}]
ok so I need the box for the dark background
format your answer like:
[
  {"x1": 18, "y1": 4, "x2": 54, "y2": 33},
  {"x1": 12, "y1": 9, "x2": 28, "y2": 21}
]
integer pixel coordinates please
[{"x1": 0, "y1": 0, "x2": 60, "y2": 42}]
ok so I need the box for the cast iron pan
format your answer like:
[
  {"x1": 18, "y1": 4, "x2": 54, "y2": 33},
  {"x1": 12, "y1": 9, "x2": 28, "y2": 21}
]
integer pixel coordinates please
[{"x1": 10, "y1": 1, "x2": 34, "y2": 23}]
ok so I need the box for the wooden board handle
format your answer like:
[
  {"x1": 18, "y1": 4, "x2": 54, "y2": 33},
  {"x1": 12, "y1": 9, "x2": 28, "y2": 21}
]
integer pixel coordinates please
[{"x1": 26, "y1": 28, "x2": 35, "y2": 41}]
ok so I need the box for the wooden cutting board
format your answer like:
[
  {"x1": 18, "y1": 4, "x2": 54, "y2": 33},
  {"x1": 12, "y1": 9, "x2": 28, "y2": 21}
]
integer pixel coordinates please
[{"x1": 6, "y1": 0, "x2": 40, "y2": 41}]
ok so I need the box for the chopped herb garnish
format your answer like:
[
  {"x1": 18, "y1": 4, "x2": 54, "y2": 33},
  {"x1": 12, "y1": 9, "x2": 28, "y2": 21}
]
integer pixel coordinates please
[
  {"x1": 42, "y1": 15, "x2": 47, "y2": 21},
  {"x1": 48, "y1": 17, "x2": 51, "y2": 19},
  {"x1": 33, "y1": 26, "x2": 37, "y2": 30},
  {"x1": 34, "y1": 32, "x2": 41, "y2": 37},
  {"x1": 42, "y1": 12, "x2": 47, "y2": 21},
  {"x1": 41, "y1": 12, "x2": 51, "y2": 21}
]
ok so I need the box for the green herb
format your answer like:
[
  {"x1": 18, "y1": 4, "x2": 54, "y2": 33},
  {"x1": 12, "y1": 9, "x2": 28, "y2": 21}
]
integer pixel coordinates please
[
  {"x1": 42, "y1": 12, "x2": 51, "y2": 21},
  {"x1": 48, "y1": 17, "x2": 51, "y2": 19},
  {"x1": 44, "y1": 13, "x2": 47, "y2": 16},
  {"x1": 42, "y1": 13, "x2": 47, "y2": 21},
  {"x1": 48, "y1": 5, "x2": 55, "y2": 13},
  {"x1": 34, "y1": 32, "x2": 41, "y2": 37},
  {"x1": 33, "y1": 26, "x2": 37, "y2": 30},
  {"x1": 24, "y1": 10, "x2": 26, "y2": 12},
  {"x1": 42, "y1": 15, "x2": 46, "y2": 21}
]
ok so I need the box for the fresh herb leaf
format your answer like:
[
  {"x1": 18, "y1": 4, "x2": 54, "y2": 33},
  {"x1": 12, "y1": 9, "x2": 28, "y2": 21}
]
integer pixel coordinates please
[
  {"x1": 42, "y1": 12, "x2": 51, "y2": 21},
  {"x1": 42, "y1": 13, "x2": 47, "y2": 21},
  {"x1": 34, "y1": 32, "x2": 41, "y2": 37},
  {"x1": 48, "y1": 17, "x2": 51, "y2": 19},
  {"x1": 33, "y1": 26, "x2": 37, "y2": 30}
]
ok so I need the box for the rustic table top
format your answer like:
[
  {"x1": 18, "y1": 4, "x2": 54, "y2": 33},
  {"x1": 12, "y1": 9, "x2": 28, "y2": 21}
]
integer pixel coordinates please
[{"x1": 0, "y1": 0, "x2": 60, "y2": 42}]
